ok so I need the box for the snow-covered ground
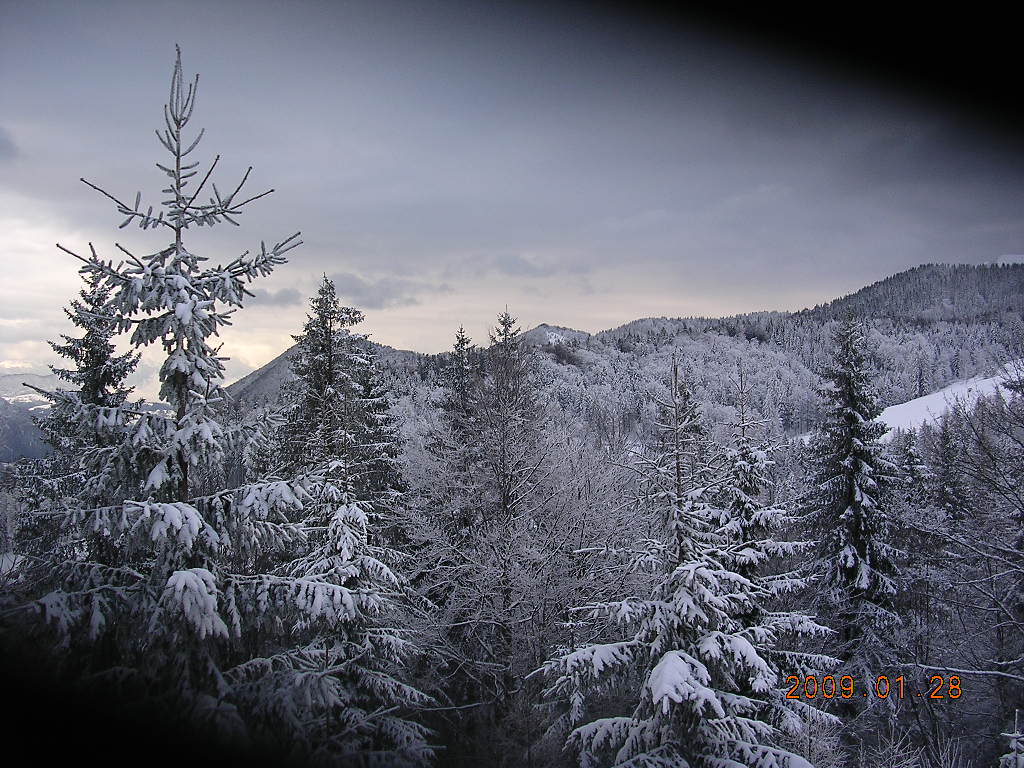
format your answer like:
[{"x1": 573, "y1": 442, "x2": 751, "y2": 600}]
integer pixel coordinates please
[
  {"x1": 795, "y1": 361, "x2": 1022, "y2": 443},
  {"x1": 877, "y1": 360, "x2": 1022, "y2": 440}
]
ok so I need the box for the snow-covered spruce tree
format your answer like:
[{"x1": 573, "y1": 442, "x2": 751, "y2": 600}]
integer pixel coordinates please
[
  {"x1": 261, "y1": 275, "x2": 432, "y2": 764},
  {"x1": 478, "y1": 309, "x2": 544, "y2": 525},
  {"x1": 45, "y1": 274, "x2": 138, "y2": 412},
  {"x1": 15, "y1": 271, "x2": 141, "y2": 559},
  {"x1": 806, "y1": 318, "x2": 900, "y2": 686},
  {"x1": 277, "y1": 276, "x2": 366, "y2": 477},
  {"x1": 2, "y1": 48, "x2": 430, "y2": 765},
  {"x1": 354, "y1": 344, "x2": 406, "y2": 511},
  {"x1": 925, "y1": 412, "x2": 972, "y2": 520},
  {"x1": 885, "y1": 431, "x2": 948, "y2": 669},
  {"x1": 236, "y1": 403, "x2": 281, "y2": 486},
  {"x1": 413, "y1": 326, "x2": 483, "y2": 539},
  {"x1": 720, "y1": 370, "x2": 840, "y2": 763},
  {"x1": 540, "y1": 360, "x2": 832, "y2": 768},
  {"x1": 393, "y1": 326, "x2": 487, "y2": 761},
  {"x1": 466, "y1": 309, "x2": 547, "y2": 702},
  {"x1": 718, "y1": 368, "x2": 828, "y2": 641},
  {"x1": 398, "y1": 312, "x2": 556, "y2": 766},
  {"x1": 649, "y1": 357, "x2": 711, "y2": 496},
  {"x1": 3, "y1": 43, "x2": 298, "y2": 733},
  {"x1": 446, "y1": 324, "x2": 475, "y2": 416},
  {"x1": 436, "y1": 325, "x2": 488, "y2": 533}
]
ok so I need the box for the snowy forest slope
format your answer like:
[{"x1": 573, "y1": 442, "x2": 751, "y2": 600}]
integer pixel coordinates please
[
  {"x1": 802, "y1": 262, "x2": 1024, "y2": 322},
  {"x1": 3, "y1": 262, "x2": 1022, "y2": 461},
  {"x1": 225, "y1": 262, "x2": 1024, "y2": 439}
]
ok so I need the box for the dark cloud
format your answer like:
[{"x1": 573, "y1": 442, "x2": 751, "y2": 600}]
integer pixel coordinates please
[
  {"x1": 490, "y1": 253, "x2": 556, "y2": 278},
  {"x1": 247, "y1": 287, "x2": 303, "y2": 307},
  {"x1": 330, "y1": 272, "x2": 449, "y2": 310},
  {"x1": 829, "y1": 117, "x2": 1024, "y2": 192},
  {"x1": 440, "y1": 250, "x2": 601, "y2": 281},
  {"x1": 0, "y1": 126, "x2": 16, "y2": 162},
  {"x1": 447, "y1": 252, "x2": 559, "y2": 280}
]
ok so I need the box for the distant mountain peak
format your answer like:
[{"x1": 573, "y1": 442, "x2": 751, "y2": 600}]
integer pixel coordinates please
[{"x1": 522, "y1": 323, "x2": 590, "y2": 346}]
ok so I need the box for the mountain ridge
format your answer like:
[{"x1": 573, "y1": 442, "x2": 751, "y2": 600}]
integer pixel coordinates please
[
  {"x1": 5, "y1": 262, "x2": 1021, "y2": 459},
  {"x1": 225, "y1": 262, "x2": 1024, "y2": 406}
]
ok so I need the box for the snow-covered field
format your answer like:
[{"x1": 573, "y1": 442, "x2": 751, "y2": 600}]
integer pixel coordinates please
[
  {"x1": 878, "y1": 360, "x2": 1022, "y2": 440},
  {"x1": 795, "y1": 360, "x2": 1023, "y2": 444}
]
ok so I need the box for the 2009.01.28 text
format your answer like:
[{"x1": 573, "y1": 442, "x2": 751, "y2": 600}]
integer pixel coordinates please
[{"x1": 784, "y1": 675, "x2": 962, "y2": 700}]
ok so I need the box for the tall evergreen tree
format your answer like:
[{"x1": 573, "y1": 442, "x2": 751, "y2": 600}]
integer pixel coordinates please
[
  {"x1": 354, "y1": 348, "x2": 406, "y2": 508},
  {"x1": 269, "y1": 275, "x2": 432, "y2": 764},
  {"x1": 399, "y1": 311, "x2": 554, "y2": 766},
  {"x1": 6, "y1": 43, "x2": 303, "y2": 737},
  {"x1": 278, "y1": 276, "x2": 365, "y2": 477},
  {"x1": 718, "y1": 370, "x2": 807, "y2": 617},
  {"x1": 424, "y1": 326, "x2": 482, "y2": 536},
  {"x1": 17, "y1": 271, "x2": 140, "y2": 559},
  {"x1": 47, "y1": 275, "x2": 139, "y2": 410},
  {"x1": 541, "y1": 361, "x2": 832, "y2": 768},
  {"x1": 2, "y1": 48, "x2": 429, "y2": 766},
  {"x1": 927, "y1": 412, "x2": 972, "y2": 520},
  {"x1": 806, "y1": 318, "x2": 900, "y2": 682},
  {"x1": 445, "y1": 325, "x2": 475, "y2": 416},
  {"x1": 478, "y1": 309, "x2": 542, "y2": 524},
  {"x1": 27, "y1": 272, "x2": 139, "y2": 487}
]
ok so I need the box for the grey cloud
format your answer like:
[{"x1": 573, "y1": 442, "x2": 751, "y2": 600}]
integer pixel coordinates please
[
  {"x1": 247, "y1": 287, "x2": 303, "y2": 307},
  {"x1": 330, "y1": 272, "x2": 450, "y2": 310},
  {"x1": 489, "y1": 253, "x2": 557, "y2": 278},
  {"x1": 0, "y1": 323, "x2": 61, "y2": 344},
  {"x1": 0, "y1": 127, "x2": 16, "y2": 162},
  {"x1": 832, "y1": 119, "x2": 1024, "y2": 192},
  {"x1": 446, "y1": 251, "x2": 584, "y2": 280}
]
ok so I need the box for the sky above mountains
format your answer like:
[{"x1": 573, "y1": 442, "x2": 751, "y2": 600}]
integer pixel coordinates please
[{"x1": 2, "y1": 1, "x2": 1022, "y2": 397}]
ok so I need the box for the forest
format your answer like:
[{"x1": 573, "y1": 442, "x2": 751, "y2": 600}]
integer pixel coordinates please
[{"x1": 2, "y1": 50, "x2": 1024, "y2": 768}]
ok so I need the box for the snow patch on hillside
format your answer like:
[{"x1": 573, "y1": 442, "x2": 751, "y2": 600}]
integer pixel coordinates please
[
  {"x1": 3, "y1": 392, "x2": 49, "y2": 406},
  {"x1": 795, "y1": 361, "x2": 1022, "y2": 444},
  {"x1": 878, "y1": 360, "x2": 1022, "y2": 439},
  {"x1": 522, "y1": 323, "x2": 590, "y2": 347}
]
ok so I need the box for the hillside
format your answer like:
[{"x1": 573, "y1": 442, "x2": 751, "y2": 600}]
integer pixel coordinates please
[
  {"x1": 225, "y1": 263, "x2": 1024, "y2": 412},
  {"x1": 225, "y1": 341, "x2": 423, "y2": 405},
  {"x1": 223, "y1": 346, "x2": 298, "y2": 405},
  {"x1": 5, "y1": 262, "x2": 1022, "y2": 460},
  {"x1": 522, "y1": 323, "x2": 592, "y2": 347},
  {"x1": 0, "y1": 373, "x2": 55, "y2": 461},
  {"x1": 0, "y1": 398, "x2": 46, "y2": 461},
  {"x1": 0, "y1": 372, "x2": 58, "y2": 400},
  {"x1": 801, "y1": 262, "x2": 1024, "y2": 323},
  {"x1": 878, "y1": 359, "x2": 1023, "y2": 439}
]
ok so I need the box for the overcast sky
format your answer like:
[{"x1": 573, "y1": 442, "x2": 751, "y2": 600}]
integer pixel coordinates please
[{"x1": 2, "y1": 0, "x2": 1022, "y2": 395}]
